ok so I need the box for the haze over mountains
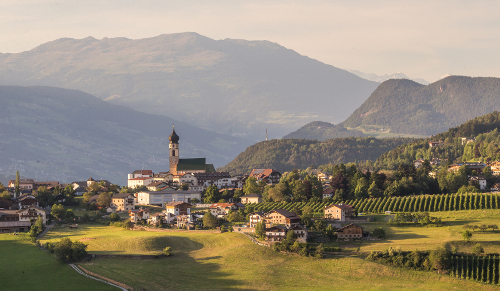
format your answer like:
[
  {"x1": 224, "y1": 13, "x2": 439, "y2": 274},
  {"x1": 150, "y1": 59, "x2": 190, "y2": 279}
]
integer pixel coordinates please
[
  {"x1": 0, "y1": 86, "x2": 249, "y2": 185},
  {"x1": 347, "y1": 69, "x2": 429, "y2": 85},
  {"x1": 0, "y1": 32, "x2": 378, "y2": 141}
]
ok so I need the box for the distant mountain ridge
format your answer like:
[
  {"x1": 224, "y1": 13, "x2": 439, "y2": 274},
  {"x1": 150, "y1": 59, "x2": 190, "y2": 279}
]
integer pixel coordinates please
[
  {"x1": 283, "y1": 121, "x2": 365, "y2": 140},
  {"x1": 347, "y1": 69, "x2": 429, "y2": 85},
  {"x1": 0, "y1": 86, "x2": 249, "y2": 185},
  {"x1": 0, "y1": 32, "x2": 378, "y2": 140},
  {"x1": 342, "y1": 76, "x2": 500, "y2": 135}
]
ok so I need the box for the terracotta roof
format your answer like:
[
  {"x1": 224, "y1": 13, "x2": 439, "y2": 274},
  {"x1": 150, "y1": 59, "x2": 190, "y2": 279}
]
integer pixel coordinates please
[
  {"x1": 335, "y1": 223, "x2": 363, "y2": 232},
  {"x1": 132, "y1": 170, "x2": 153, "y2": 175},
  {"x1": 249, "y1": 169, "x2": 280, "y2": 179}
]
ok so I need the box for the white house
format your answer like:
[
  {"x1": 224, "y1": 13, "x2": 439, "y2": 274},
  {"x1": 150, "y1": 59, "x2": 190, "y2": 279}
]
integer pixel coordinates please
[
  {"x1": 128, "y1": 177, "x2": 154, "y2": 189},
  {"x1": 136, "y1": 190, "x2": 202, "y2": 206}
]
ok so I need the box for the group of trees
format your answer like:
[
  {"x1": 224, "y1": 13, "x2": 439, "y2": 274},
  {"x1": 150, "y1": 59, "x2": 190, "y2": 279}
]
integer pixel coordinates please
[
  {"x1": 367, "y1": 246, "x2": 452, "y2": 273},
  {"x1": 271, "y1": 230, "x2": 310, "y2": 257},
  {"x1": 388, "y1": 212, "x2": 442, "y2": 226},
  {"x1": 44, "y1": 238, "x2": 88, "y2": 262},
  {"x1": 203, "y1": 185, "x2": 243, "y2": 204}
]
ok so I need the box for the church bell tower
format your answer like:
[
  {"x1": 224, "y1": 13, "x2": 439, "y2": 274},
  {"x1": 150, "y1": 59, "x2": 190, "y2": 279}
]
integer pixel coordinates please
[{"x1": 169, "y1": 126, "x2": 180, "y2": 175}]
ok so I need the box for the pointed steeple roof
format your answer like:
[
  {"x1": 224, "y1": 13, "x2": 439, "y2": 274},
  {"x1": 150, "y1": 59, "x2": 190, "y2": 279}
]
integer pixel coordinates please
[{"x1": 169, "y1": 126, "x2": 179, "y2": 143}]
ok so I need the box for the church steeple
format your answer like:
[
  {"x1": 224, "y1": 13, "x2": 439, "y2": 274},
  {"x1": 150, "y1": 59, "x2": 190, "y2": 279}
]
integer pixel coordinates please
[
  {"x1": 169, "y1": 125, "x2": 179, "y2": 144},
  {"x1": 169, "y1": 125, "x2": 179, "y2": 175}
]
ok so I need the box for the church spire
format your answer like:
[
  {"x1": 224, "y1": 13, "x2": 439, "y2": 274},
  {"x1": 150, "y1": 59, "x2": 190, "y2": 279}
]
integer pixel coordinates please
[{"x1": 169, "y1": 125, "x2": 179, "y2": 144}]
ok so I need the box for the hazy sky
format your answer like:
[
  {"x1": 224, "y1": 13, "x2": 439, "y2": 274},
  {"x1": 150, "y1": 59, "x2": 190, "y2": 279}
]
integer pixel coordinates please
[{"x1": 1, "y1": 0, "x2": 499, "y2": 82}]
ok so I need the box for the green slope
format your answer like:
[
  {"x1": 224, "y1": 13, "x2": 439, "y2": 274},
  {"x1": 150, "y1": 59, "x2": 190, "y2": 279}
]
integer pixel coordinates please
[{"x1": 219, "y1": 137, "x2": 414, "y2": 175}]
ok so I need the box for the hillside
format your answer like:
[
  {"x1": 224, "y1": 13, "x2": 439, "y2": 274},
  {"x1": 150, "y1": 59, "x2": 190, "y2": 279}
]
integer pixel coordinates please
[
  {"x1": 282, "y1": 121, "x2": 365, "y2": 140},
  {"x1": 0, "y1": 86, "x2": 249, "y2": 184},
  {"x1": 219, "y1": 137, "x2": 413, "y2": 175},
  {"x1": 0, "y1": 32, "x2": 378, "y2": 140},
  {"x1": 375, "y1": 111, "x2": 500, "y2": 170},
  {"x1": 342, "y1": 76, "x2": 500, "y2": 135}
]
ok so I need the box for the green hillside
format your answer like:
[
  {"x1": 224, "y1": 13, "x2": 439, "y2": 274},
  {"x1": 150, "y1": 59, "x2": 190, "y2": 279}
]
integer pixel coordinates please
[
  {"x1": 375, "y1": 111, "x2": 500, "y2": 170},
  {"x1": 219, "y1": 137, "x2": 413, "y2": 175},
  {"x1": 343, "y1": 76, "x2": 500, "y2": 135}
]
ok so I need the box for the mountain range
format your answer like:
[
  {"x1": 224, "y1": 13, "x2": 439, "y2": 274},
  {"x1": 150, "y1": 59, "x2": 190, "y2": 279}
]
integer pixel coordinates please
[
  {"x1": 346, "y1": 69, "x2": 429, "y2": 85},
  {"x1": 0, "y1": 86, "x2": 249, "y2": 185},
  {"x1": 0, "y1": 32, "x2": 378, "y2": 140}
]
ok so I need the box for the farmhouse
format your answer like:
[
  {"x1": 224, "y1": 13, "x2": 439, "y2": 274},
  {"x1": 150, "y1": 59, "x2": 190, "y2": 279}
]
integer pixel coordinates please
[
  {"x1": 249, "y1": 169, "x2": 281, "y2": 185},
  {"x1": 265, "y1": 225, "x2": 287, "y2": 242},
  {"x1": 335, "y1": 223, "x2": 363, "y2": 239},
  {"x1": 264, "y1": 209, "x2": 301, "y2": 228},
  {"x1": 164, "y1": 202, "x2": 191, "y2": 216},
  {"x1": 0, "y1": 206, "x2": 46, "y2": 233},
  {"x1": 209, "y1": 203, "x2": 243, "y2": 218},
  {"x1": 322, "y1": 188, "x2": 334, "y2": 199},
  {"x1": 249, "y1": 211, "x2": 265, "y2": 228},
  {"x1": 129, "y1": 208, "x2": 150, "y2": 222},
  {"x1": 324, "y1": 204, "x2": 354, "y2": 221},
  {"x1": 468, "y1": 175, "x2": 487, "y2": 190},
  {"x1": 291, "y1": 224, "x2": 308, "y2": 243},
  {"x1": 110, "y1": 193, "x2": 135, "y2": 212},
  {"x1": 240, "y1": 193, "x2": 262, "y2": 204}
]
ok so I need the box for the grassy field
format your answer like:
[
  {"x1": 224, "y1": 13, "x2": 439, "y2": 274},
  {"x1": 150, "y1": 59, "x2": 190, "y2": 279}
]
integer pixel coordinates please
[
  {"x1": 0, "y1": 234, "x2": 116, "y2": 291},
  {"x1": 40, "y1": 216, "x2": 500, "y2": 290},
  {"x1": 327, "y1": 210, "x2": 500, "y2": 254}
]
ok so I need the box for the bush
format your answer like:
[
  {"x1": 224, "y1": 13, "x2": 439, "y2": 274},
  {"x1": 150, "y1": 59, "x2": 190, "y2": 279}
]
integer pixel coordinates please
[
  {"x1": 472, "y1": 243, "x2": 484, "y2": 255},
  {"x1": 44, "y1": 242, "x2": 55, "y2": 253},
  {"x1": 109, "y1": 212, "x2": 121, "y2": 222},
  {"x1": 163, "y1": 247, "x2": 172, "y2": 256},
  {"x1": 53, "y1": 238, "x2": 88, "y2": 263},
  {"x1": 373, "y1": 227, "x2": 386, "y2": 239}
]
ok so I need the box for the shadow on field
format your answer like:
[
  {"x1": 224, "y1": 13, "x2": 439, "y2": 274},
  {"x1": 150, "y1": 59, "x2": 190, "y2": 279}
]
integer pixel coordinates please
[
  {"x1": 444, "y1": 219, "x2": 479, "y2": 227},
  {"x1": 88, "y1": 236, "x2": 256, "y2": 291}
]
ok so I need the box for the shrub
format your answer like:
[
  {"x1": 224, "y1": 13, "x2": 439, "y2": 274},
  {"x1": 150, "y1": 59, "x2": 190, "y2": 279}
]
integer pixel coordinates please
[
  {"x1": 472, "y1": 243, "x2": 484, "y2": 255},
  {"x1": 373, "y1": 227, "x2": 386, "y2": 239},
  {"x1": 109, "y1": 212, "x2": 121, "y2": 222},
  {"x1": 163, "y1": 247, "x2": 172, "y2": 256},
  {"x1": 53, "y1": 238, "x2": 88, "y2": 263}
]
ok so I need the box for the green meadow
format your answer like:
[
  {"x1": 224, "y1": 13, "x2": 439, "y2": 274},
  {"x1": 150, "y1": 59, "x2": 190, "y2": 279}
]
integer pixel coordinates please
[
  {"x1": 38, "y1": 210, "x2": 500, "y2": 290},
  {"x1": 0, "y1": 234, "x2": 116, "y2": 291}
]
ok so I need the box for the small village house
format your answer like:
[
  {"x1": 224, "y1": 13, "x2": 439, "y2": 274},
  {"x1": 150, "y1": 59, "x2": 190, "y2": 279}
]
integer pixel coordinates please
[
  {"x1": 264, "y1": 209, "x2": 301, "y2": 228},
  {"x1": 324, "y1": 204, "x2": 355, "y2": 222},
  {"x1": 110, "y1": 193, "x2": 135, "y2": 212},
  {"x1": 0, "y1": 206, "x2": 46, "y2": 233},
  {"x1": 240, "y1": 193, "x2": 262, "y2": 204},
  {"x1": 335, "y1": 223, "x2": 363, "y2": 240},
  {"x1": 129, "y1": 208, "x2": 150, "y2": 222},
  {"x1": 164, "y1": 202, "x2": 191, "y2": 216}
]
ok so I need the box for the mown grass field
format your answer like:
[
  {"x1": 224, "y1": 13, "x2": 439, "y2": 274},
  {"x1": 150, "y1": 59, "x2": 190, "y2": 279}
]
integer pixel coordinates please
[
  {"x1": 0, "y1": 234, "x2": 116, "y2": 291},
  {"x1": 40, "y1": 211, "x2": 500, "y2": 291},
  {"x1": 329, "y1": 210, "x2": 500, "y2": 254}
]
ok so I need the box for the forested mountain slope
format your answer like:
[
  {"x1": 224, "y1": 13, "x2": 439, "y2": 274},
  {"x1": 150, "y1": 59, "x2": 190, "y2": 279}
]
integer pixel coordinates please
[
  {"x1": 343, "y1": 76, "x2": 500, "y2": 135},
  {"x1": 0, "y1": 86, "x2": 248, "y2": 184},
  {"x1": 375, "y1": 111, "x2": 500, "y2": 170},
  {"x1": 283, "y1": 121, "x2": 365, "y2": 140},
  {"x1": 0, "y1": 32, "x2": 378, "y2": 140},
  {"x1": 219, "y1": 137, "x2": 413, "y2": 175}
]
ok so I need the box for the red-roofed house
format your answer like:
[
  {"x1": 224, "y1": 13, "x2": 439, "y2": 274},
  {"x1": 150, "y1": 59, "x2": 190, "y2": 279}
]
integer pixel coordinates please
[
  {"x1": 128, "y1": 170, "x2": 154, "y2": 179},
  {"x1": 249, "y1": 169, "x2": 281, "y2": 185}
]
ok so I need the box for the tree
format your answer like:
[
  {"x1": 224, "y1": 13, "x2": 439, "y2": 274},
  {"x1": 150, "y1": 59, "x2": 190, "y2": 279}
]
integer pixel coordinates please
[
  {"x1": 203, "y1": 185, "x2": 219, "y2": 204},
  {"x1": 28, "y1": 216, "x2": 45, "y2": 241},
  {"x1": 202, "y1": 212, "x2": 217, "y2": 229},
  {"x1": 266, "y1": 183, "x2": 287, "y2": 202},
  {"x1": 255, "y1": 221, "x2": 266, "y2": 238},
  {"x1": 51, "y1": 204, "x2": 66, "y2": 220},
  {"x1": 53, "y1": 238, "x2": 88, "y2": 262},
  {"x1": 373, "y1": 227, "x2": 386, "y2": 239},
  {"x1": 83, "y1": 192, "x2": 94, "y2": 204},
  {"x1": 228, "y1": 211, "x2": 244, "y2": 223},
  {"x1": 429, "y1": 247, "x2": 451, "y2": 273},
  {"x1": 180, "y1": 183, "x2": 189, "y2": 190},
  {"x1": 109, "y1": 212, "x2": 121, "y2": 222},
  {"x1": 285, "y1": 230, "x2": 297, "y2": 243},
  {"x1": 97, "y1": 192, "x2": 112, "y2": 208},
  {"x1": 0, "y1": 191, "x2": 11, "y2": 200},
  {"x1": 315, "y1": 243, "x2": 324, "y2": 258},
  {"x1": 85, "y1": 182, "x2": 102, "y2": 194},
  {"x1": 36, "y1": 186, "x2": 53, "y2": 208},
  {"x1": 15, "y1": 171, "x2": 20, "y2": 197},
  {"x1": 313, "y1": 219, "x2": 327, "y2": 232},
  {"x1": 243, "y1": 177, "x2": 261, "y2": 195},
  {"x1": 472, "y1": 243, "x2": 484, "y2": 255},
  {"x1": 368, "y1": 181, "x2": 383, "y2": 198},
  {"x1": 325, "y1": 224, "x2": 337, "y2": 240},
  {"x1": 65, "y1": 209, "x2": 75, "y2": 220}
]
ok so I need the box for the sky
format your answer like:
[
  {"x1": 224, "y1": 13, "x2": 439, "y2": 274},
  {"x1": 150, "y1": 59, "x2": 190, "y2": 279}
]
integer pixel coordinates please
[{"x1": 1, "y1": 0, "x2": 500, "y2": 82}]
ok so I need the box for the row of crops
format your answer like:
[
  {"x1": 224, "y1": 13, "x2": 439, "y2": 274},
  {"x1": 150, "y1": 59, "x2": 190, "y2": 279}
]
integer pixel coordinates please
[
  {"x1": 451, "y1": 255, "x2": 500, "y2": 285},
  {"x1": 248, "y1": 193, "x2": 500, "y2": 214}
]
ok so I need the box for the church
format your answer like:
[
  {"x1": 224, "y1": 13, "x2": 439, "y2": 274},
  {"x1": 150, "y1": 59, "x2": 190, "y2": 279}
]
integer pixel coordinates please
[{"x1": 169, "y1": 127, "x2": 214, "y2": 175}]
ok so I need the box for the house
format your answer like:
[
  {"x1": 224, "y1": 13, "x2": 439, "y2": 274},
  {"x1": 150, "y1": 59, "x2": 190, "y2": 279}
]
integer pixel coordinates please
[
  {"x1": 176, "y1": 214, "x2": 196, "y2": 229},
  {"x1": 461, "y1": 137, "x2": 475, "y2": 145},
  {"x1": 491, "y1": 183, "x2": 500, "y2": 192},
  {"x1": 173, "y1": 173, "x2": 199, "y2": 186},
  {"x1": 147, "y1": 212, "x2": 165, "y2": 225},
  {"x1": 263, "y1": 209, "x2": 301, "y2": 228},
  {"x1": 129, "y1": 208, "x2": 150, "y2": 222},
  {"x1": 86, "y1": 177, "x2": 112, "y2": 187},
  {"x1": 87, "y1": 195, "x2": 100, "y2": 206},
  {"x1": 71, "y1": 181, "x2": 87, "y2": 196},
  {"x1": 335, "y1": 223, "x2": 363, "y2": 239},
  {"x1": 414, "y1": 159, "x2": 425, "y2": 169},
  {"x1": 428, "y1": 141, "x2": 444, "y2": 148},
  {"x1": 448, "y1": 162, "x2": 487, "y2": 174},
  {"x1": 127, "y1": 177, "x2": 154, "y2": 189},
  {"x1": 308, "y1": 169, "x2": 331, "y2": 182},
  {"x1": 209, "y1": 203, "x2": 240, "y2": 218},
  {"x1": 136, "y1": 190, "x2": 202, "y2": 206},
  {"x1": 153, "y1": 172, "x2": 174, "y2": 182},
  {"x1": 0, "y1": 206, "x2": 46, "y2": 233},
  {"x1": 292, "y1": 224, "x2": 308, "y2": 243},
  {"x1": 193, "y1": 172, "x2": 232, "y2": 189},
  {"x1": 8, "y1": 179, "x2": 34, "y2": 190},
  {"x1": 249, "y1": 169, "x2": 281, "y2": 185},
  {"x1": 146, "y1": 181, "x2": 169, "y2": 191},
  {"x1": 249, "y1": 211, "x2": 265, "y2": 228},
  {"x1": 17, "y1": 194, "x2": 39, "y2": 209},
  {"x1": 490, "y1": 161, "x2": 500, "y2": 176},
  {"x1": 128, "y1": 170, "x2": 154, "y2": 179},
  {"x1": 110, "y1": 193, "x2": 135, "y2": 212},
  {"x1": 164, "y1": 202, "x2": 191, "y2": 216},
  {"x1": 240, "y1": 193, "x2": 262, "y2": 204},
  {"x1": 468, "y1": 175, "x2": 487, "y2": 190},
  {"x1": 324, "y1": 204, "x2": 355, "y2": 221},
  {"x1": 265, "y1": 225, "x2": 288, "y2": 242},
  {"x1": 322, "y1": 188, "x2": 335, "y2": 199}
]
